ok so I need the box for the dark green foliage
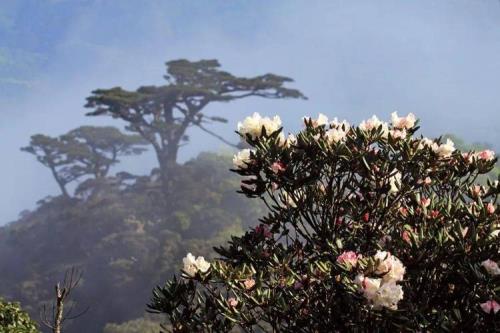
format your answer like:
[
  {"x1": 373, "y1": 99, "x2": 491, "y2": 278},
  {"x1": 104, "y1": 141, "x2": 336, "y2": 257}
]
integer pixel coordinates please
[
  {"x1": 0, "y1": 152, "x2": 264, "y2": 332},
  {"x1": 0, "y1": 298, "x2": 39, "y2": 333},
  {"x1": 149, "y1": 115, "x2": 500, "y2": 332}
]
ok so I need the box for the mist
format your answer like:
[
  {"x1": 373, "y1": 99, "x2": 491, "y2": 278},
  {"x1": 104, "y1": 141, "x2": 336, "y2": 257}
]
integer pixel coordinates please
[{"x1": 2, "y1": 0, "x2": 500, "y2": 224}]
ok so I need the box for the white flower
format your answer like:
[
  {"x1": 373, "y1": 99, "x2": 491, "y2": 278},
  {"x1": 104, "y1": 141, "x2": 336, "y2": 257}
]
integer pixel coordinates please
[
  {"x1": 391, "y1": 112, "x2": 416, "y2": 129},
  {"x1": 355, "y1": 274, "x2": 381, "y2": 300},
  {"x1": 237, "y1": 112, "x2": 282, "y2": 139},
  {"x1": 382, "y1": 256, "x2": 406, "y2": 283},
  {"x1": 418, "y1": 137, "x2": 435, "y2": 150},
  {"x1": 182, "y1": 253, "x2": 198, "y2": 277},
  {"x1": 373, "y1": 281, "x2": 404, "y2": 310},
  {"x1": 354, "y1": 273, "x2": 365, "y2": 288},
  {"x1": 433, "y1": 139, "x2": 455, "y2": 157},
  {"x1": 195, "y1": 256, "x2": 211, "y2": 273},
  {"x1": 374, "y1": 251, "x2": 405, "y2": 282},
  {"x1": 388, "y1": 171, "x2": 402, "y2": 194},
  {"x1": 182, "y1": 253, "x2": 210, "y2": 277},
  {"x1": 303, "y1": 113, "x2": 329, "y2": 127},
  {"x1": 374, "y1": 251, "x2": 392, "y2": 274},
  {"x1": 285, "y1": 133, "x2": 297, "y2": 147},
  {"x1": 389, "y1": 128, "x2": 407, "y2": 140},
  {"x1": 277, "y1": 132, "x2": 286, "y2": 146},
  {"x1": 325, "y1": 128, "x2": 348, "y2": 144},
  {"x1": 359, "y1": 115, "x2": 389, "y2": 138},
  {"x1": 481, "y1": 259, "x2": 500, "y2": 276},
  {"x1": 330, "y1": 118, "x2": 351, "y2": 131},
  {"x1": 232, "y1": 149, "x2": 253, "y2": 169}
]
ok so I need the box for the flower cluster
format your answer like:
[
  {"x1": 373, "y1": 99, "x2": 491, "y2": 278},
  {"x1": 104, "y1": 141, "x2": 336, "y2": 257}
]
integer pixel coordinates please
[
  {"x1": 353, "y1": 251, "x2": 406, "y2": 310},
  {"x1": 463, "y1": 149, "x2": 496, "y2": 163},
  {"x1": 182, "y1": 253, "x2": 210, "y2": 277},
  {"x1": 153, "y1": 111, "x2": 499, "y2": 332},
  {"x1": 232, "y1": 148, "x2": 253, "y2": 169},
  {"x1": 237, "y1": 112, "x2": 282, "y2": 140},
  {"x1": 359, "y1": 115, "x2": 389, "y2": 137}
]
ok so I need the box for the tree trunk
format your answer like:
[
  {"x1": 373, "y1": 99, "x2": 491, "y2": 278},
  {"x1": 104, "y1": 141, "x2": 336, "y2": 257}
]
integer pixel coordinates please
[
  {"x1": 53, "y1": 284, "x2": 64, "y2": 333},
  {"x1": 50, "y1": 166, "x2": 70, "y2": 198},
  {"x1": 157, "y1": 144, "x2": 179, "y2": 200}
]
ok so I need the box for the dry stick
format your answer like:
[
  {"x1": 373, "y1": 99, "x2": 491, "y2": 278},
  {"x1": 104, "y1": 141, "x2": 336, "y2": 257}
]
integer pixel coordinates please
[{"x1": 40, "y1": 267, "x2": 88, "y2": 333}]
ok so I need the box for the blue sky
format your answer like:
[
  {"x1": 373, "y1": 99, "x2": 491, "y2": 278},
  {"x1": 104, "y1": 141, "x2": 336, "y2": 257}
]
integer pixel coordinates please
[{"x1": 1, "y1": 0, "x2": 500, "y2": 223}]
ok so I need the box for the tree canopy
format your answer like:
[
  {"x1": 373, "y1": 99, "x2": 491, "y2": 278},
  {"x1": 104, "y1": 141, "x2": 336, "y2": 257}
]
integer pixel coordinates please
[
  {"x1": 21, "y1": 126, "x2": 147, "y2": 197},
  {"x1": 0, "y1": 298, "x2": 39, "y2": 333},
  {"x1": 85, "y1": 59, "x2": 306, "y2": 196},
  {"x1": 61, "y1": 126, "x2": 147, "y2": 179},
  {"x1": 21, "y1": 134, "x2": 82, "y2": 198}
]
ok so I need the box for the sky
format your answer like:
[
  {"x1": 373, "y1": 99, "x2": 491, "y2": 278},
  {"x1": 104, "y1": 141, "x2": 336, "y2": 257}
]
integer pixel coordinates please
[{"x1": 1, "y1": 0, "x2": 500, "y2": 224}]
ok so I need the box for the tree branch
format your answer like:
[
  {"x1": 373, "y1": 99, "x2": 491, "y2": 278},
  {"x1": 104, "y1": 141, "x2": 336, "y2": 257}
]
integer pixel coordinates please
[{"x1": 194, "y1": 123, "x2": 239, "y2": 148}]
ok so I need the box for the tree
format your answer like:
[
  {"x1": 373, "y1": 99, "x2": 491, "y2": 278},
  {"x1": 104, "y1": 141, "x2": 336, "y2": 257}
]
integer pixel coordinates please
[
  {"x1": 21, "y1": 134, "x2": 80, "y2": 198},
  {"x1": 61, "y1": 126, "x2": 147, "y2": 179},
  {"x1": 0, "y1": 298, "x2": 39, "y2": 333},
  {"x1": 85, "y1": 59, "x2": 306, "y2": 196},
  {"x1": 149, "y1": 112, "x2": 500, "y2": 332},
  {"x1": 22, "y1": 127, "x2": 147, "y2": 198}
]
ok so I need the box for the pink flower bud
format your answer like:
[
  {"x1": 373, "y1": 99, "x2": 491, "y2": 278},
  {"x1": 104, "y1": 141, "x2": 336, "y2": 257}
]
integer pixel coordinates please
[
  {"x1": 430, "y1": 210, "x2": 440, "y2": 219},
  {"x1": 399, "y1": 207, "x2": 408, "y2": 217},
  {"x1": 336, "y1": 251, "x2": 360, "y2": 267},
  {"x1": 480, "y1": 300, "x2": 500, "y2": 314},
  {"x1": 472, "y1": 185, "x2": 482, "y2": 198},
  {"x1": 255, "y1": 224, "x2": 272, "y2": 238},
  {"x1": 420, "y1": 197, "x2": 431, "y2": 208},
  {"x1": 243, "y1": 278, "x2": 256, "y2": 290},
  {"x1": 271, "y1": 161, "x2": 286, "y2": 174},
  {"x1": 363, "y1": 212, "x2": 370, "y2": 222},
  {"x1": 486, "y1": 202, "x2": 496, "y2": 215},
  {"x1": 402, "y1": 230, "x2": 411, "y2": 244},
  {"x1": 478, "y1": 150, "x2": 495, "y2": 161},
  {"x1": 228, "y1": 297, "x2": 238, "y2": 308}
]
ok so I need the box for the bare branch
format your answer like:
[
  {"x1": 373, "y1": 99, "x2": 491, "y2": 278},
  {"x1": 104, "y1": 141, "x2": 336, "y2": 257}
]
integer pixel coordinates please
[
  {"x1": 39, "y1": 267, "x2": 87, "y2": 333},
  {"x1": 194, "y1": 123, "x2": 239, "y2": 148}
]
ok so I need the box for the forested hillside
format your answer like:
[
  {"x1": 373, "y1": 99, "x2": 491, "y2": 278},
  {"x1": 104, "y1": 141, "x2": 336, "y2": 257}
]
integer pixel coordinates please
[
  {"x1": 0, "y1": 58, "x2": 303, "y2": 332},
  {"x1": 0, "y1": 152, "x2": 265, "y2": 332}
]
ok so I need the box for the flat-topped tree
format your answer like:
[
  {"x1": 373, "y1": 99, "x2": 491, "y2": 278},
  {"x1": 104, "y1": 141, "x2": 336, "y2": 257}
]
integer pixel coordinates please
[
  {"x1": 61, "y1": 126, "x2": 148, "y2": 179},
  {"x1": 22, "y1": 127, "x2": 148, "y2": 198},
  {"x1": 84, "y1": 59, "x2": 306, "y2": 196},
  {"x1": 21, "y1": 134, "x2": 81, "y2": 198}
]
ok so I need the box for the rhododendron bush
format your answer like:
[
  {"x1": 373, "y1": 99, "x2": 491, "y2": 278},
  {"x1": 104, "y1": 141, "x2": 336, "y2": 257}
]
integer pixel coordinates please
[{"x1": 149, "y1": 112, "x2": 499, "y2": 332}]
